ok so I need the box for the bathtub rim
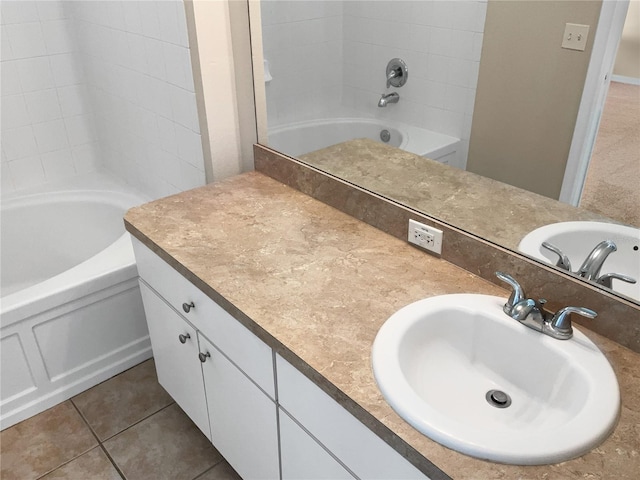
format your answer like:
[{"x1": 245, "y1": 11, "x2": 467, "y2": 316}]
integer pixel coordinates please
[
  {"x1": 267, "y1": 116, "x2": 460, "y2": 159},
  {"x1": 1, "y1": 180, "x2": 148, "y2": 328}
]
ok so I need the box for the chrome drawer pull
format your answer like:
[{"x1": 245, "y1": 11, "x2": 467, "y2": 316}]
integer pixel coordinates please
[
  {"x1": 199, "y1": 351, "x2": 211, "y2": 363},
  {"x1": 178, "y1": 333, "x2": 191, "y2": 344}
]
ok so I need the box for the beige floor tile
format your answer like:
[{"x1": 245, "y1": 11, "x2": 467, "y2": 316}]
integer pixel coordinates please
[
  {"x1": 39, "y1": 447, "x2": 122, "y2": 480},
  {"x1": 104, "y1": 403, "x2": 222, "y2": 480},
  {"x1": 195, "y1": 461, "x2": 242, "y2": 480},
  {"x1": 72, "y1": 359, "x2": 173, "y2": 440},
  {"x1": 0, "y1": 401, "x2": 97, "y2": 480}
]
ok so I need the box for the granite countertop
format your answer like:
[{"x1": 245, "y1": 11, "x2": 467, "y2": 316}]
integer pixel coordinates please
[
  {"x1": 300, "y1": 139, "x2": 618, "y2": 249},
  {"x1": 124, "y1": 172, "x2": 639, "y2": 479}
]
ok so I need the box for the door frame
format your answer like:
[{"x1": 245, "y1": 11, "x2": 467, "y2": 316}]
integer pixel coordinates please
[{"x1": 560, "y1": 0, "x2": 630, "y2": 205}]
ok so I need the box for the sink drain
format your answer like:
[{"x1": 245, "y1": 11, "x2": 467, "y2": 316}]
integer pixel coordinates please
[
  {"x1": 380, "y1": 129, "x2": 391, "y2": 142},
  {"x1": 486, "y1": 389, "x2": 512, "y2": 408}
]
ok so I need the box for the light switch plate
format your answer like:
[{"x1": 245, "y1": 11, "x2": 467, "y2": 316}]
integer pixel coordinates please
[{"x1": 562, "y1": 23, "x2": 589, "y2": 51}]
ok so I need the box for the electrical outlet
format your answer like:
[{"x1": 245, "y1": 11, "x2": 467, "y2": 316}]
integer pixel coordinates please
[{"x1": 408, "y1": 219, "x2": 443, "y2": 255}]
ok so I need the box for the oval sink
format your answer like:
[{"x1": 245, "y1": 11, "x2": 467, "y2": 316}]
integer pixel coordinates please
[
  {"x1": 518, "y1": 221, "x2": 640, "y2": 301},
  {"x1": 372, "y1": 294, "x2": 620, "y2": 465}
]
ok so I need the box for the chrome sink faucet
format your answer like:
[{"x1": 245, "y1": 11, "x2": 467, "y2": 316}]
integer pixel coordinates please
[
  {"x1": 542, "y1": 240, "x2": 636, "y2": 288},
  {"x1": 495, "y1": 272, "x2": 597, "y2": 340},
  {"x1": 378, "y1": 92, "x2": 399, "y2": 107}
]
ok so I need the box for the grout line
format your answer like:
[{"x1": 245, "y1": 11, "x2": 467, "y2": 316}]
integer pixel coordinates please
[
  {"x1": 98, "y1": 444, "x2": 127, "y2": 480},
  {"x1": 33, "y1": 445, "x2": 98, "y2": 480},
  {"x1": 100, "y1": 401, "x2": 176, "y2": 443},
  {"x1": 70, "y1": 398, "x2": 102, "y2": 444},
  {"x1": 191, "y1": 459, "x2": 224, "y2": 480}
]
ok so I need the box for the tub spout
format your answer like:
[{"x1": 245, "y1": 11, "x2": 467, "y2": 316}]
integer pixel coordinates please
[{"x1": 378, "y1": 92, "x2": 399, "y2": 107}]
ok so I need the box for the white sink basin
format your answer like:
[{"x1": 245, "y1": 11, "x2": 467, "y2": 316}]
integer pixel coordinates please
[
  {"x1": 518, "y1": 221, "x2": 640, "y2": 301},
  {"x1": 372, "y1": 294, "x2": 620, "y2": 465}
]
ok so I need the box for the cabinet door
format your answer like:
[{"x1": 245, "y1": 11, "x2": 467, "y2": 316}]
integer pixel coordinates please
[
  {"x1": 280, "y1": 409, "x2": 356, "y2": 480},
  {"x1": 139, "y1": 283, "x2": 211, "y2": 439},
  {"x1": 199, "y1": 334, "x2": 279, "y2": 480}
]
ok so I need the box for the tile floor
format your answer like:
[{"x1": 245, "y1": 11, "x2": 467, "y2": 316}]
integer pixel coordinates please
[{"x1": 0, "y1": 360, "x2": 242, "y2": 480}]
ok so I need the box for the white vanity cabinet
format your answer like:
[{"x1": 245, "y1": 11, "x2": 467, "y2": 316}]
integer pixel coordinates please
[{"x1": 132, "y1": 238, "x2": 279, "y2": 479}]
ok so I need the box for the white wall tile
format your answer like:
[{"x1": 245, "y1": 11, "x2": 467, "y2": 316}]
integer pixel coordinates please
[
  {"x1": 16, "y1": 57, "x2": 55, "y2": 92},
  {"x1": 162, "y1": 43, "x2": 194, "y2": 91},
  {"x1": 64, "y1": 114, "x2": 96, "y2": 146},
  {"x1": 144, "y1": 37, "x2": 166, "y2": 80},
  {"x1": 1, "y1": 94, "x2": 31, "y2": 130},
  {"x1": 36, "y1": 1, "x2": 68, "y2": 22},
  {"x1": 33, "y1": 118, "x2": 69, "y2": 153},
  {"x1": 175, "y1": 123, "x2": 204, "y2": 168},
  {"x1": 1, "y1": 61, "x2": 22, "y2": 96},
  {"x1": 156, "y1": 0, "x2": 181, "y2": 46},
  {"x1": 157, "y1": 116, "x2": 178, "y2": 156},
  {"x1": 170, "y1": 86, "x2": 199, "y2": 132},
  {"x1": 5, "y1": 22, "x2": 47, "y2": 58},
  {"x1": 50, "y1": 53, "x2": 84, "y2": 86},
  {"x1": 41, "y1": 148, "x2": 76, "y2": 180},
  {"x1": 1, "y1": 161, "x2": 15, "y2": 192},
  {"x1": 1, "y1": 25, "x2": 14, "y2": 60},
  {"x1": 42, "y1": 19, "x2": 74, "y2": 55},
  {"x1": 24, "y1": 88, "x2": 62, "y2": 123},
  {"x1": 2, "y1": 125, "x2": 39, "y2": 160},
  {"x1": 71, "y1": 143, "x2": 100, "y2": 174},
  {"x1": 57, "y1": 84, "x2": 89, "y2": 117},
  {"x1": 1, "y1": 1, "x2": 39, "y2": 25},
  {"x1": 139, "y1": 1, "x2": 161, "y2": 40},
  {"x1": 9, "y1": 155, "x2": 46, "y2": 190},
  {"x1": 122, "y1": 1, "x2": 143, "y2": 35}
]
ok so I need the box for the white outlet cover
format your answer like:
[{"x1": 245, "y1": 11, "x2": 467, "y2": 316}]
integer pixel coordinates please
[
  {"x1": 562, "y1": 23, "x2": 589, "y2": 51},
  {"x1": 408, "y1": 219, "x2": 443, "y2": 255}
]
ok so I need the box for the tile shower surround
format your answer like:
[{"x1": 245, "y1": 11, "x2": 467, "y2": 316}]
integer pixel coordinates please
[
  {"x1": 261, "y1": 0, "x2": 487, "y2": 168},
  {"x1": 0, "y1": 360, "x2": 240, "y2": 480},
  {"x1": 1, "y1": 0, "x2": 206, "y2": 200},
  {"x1": 254, "y1": 144, "x2": 640, "y2": 354}
]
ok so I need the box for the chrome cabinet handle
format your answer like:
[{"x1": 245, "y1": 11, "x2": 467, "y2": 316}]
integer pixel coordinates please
[
  {"x1": 199, "y1": 352, "x2": 211, "y2": 363},
  {"x1": 178, "y1": 333, "x2": 191, "y2": 344},
  {"x1": 182, "y1": 301, "x2": 195, "y2": 313}
]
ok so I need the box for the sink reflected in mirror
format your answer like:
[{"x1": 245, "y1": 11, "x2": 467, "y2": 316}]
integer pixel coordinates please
[
  {"x1": 372, "y1": 294, "x2": 620, "y2": 465},
  {"x1": 519, "y1": 222, "x2": 640, "y2": 302}
]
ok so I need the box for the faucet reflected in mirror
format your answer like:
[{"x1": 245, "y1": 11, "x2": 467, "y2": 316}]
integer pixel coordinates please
[{"x1": 253, "y1": 0, "x2": 640, "y2": 306}]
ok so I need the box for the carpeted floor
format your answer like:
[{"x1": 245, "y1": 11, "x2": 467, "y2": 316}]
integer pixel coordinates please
[{"x1": 580, "y1": 81, "x2": 640, "y2": 227}]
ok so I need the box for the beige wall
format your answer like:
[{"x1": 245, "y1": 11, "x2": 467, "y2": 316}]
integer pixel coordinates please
[
  {"x1": 467, "y1": 0, "x2": 602, "y2": 200},
  {"x1": 613, "y1": 0, "x2": 640, "y2": 79}
]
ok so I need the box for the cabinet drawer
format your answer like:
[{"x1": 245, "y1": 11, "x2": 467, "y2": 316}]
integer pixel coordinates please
[
  {"x1": 276, "y1": 355, "x2": 429, "y2": 480},
  {"x1": 132, "y1": 238, "x2": 275, "y2": 399}
]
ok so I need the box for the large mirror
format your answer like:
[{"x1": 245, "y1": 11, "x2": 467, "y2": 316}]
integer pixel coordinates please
[{"x1": 250, "y1": 0, "x2": 640, "y2": 305}]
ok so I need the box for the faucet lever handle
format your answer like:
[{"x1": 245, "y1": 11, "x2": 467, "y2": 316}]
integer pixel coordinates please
[
  {"x1": 541, "y1": 242, "x2": 572, "y2": 271},
  {"x1": 495, "y1": 272, "x2": 526, "y2": 315},
  {"x1": 550, "y1": 306, "x2": 597, "y2": 335},
  {"x1": 596, "y1": 272, "x2": 637, "y2": 289}
]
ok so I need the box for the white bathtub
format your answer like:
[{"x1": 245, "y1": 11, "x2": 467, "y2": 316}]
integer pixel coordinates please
[
  {"x1": 0, "y1": 174, "x2": 152, "y2": 429},
  {"x1": 268, "y1": 118, "x2": 461, "y2": 165}
]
